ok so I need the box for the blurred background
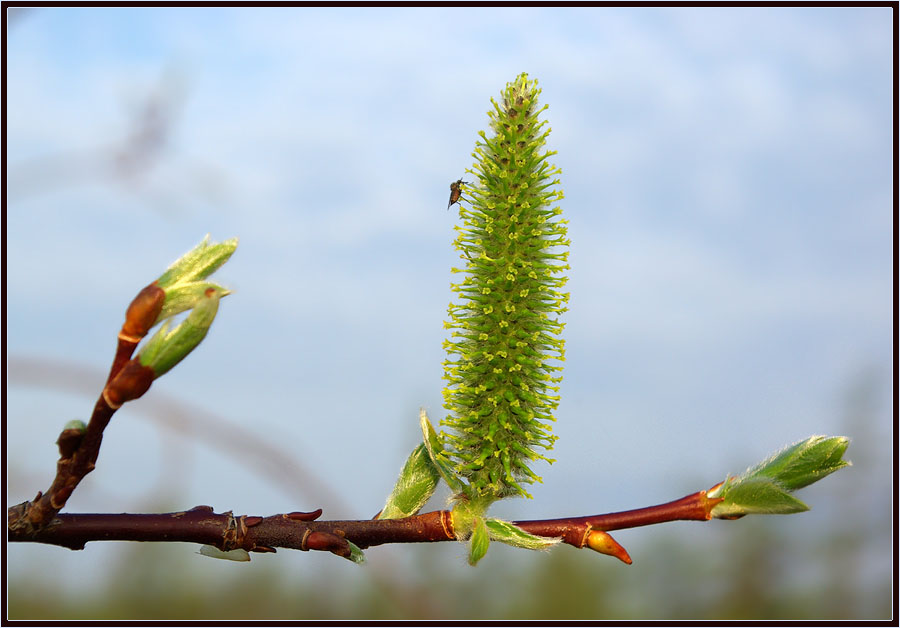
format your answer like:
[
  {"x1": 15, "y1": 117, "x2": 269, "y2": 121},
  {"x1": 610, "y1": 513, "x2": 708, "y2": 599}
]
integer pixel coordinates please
[{"x1": 5, "y1": 6, "x2": 893, "y2": 620}]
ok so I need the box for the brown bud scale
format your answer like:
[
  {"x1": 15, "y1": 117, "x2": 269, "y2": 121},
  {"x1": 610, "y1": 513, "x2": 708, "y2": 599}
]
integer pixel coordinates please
[
  {"x1": 104, "y1": 360, "x2": 155, "y2": 407},
  {"x1": 121, "y1": 283, "x2": 165, "y2": 339}
]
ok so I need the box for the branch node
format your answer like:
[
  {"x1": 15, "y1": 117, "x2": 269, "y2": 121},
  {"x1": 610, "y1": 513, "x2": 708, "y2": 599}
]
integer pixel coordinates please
[{"x1": 440, "y1": 509, "x2": 456, "y2": 540}]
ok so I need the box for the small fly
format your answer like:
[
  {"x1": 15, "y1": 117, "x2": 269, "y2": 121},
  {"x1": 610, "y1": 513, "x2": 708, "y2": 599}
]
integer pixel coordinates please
[{"x1": 448, "y1": 178, "x2": 471, "y2": 210}]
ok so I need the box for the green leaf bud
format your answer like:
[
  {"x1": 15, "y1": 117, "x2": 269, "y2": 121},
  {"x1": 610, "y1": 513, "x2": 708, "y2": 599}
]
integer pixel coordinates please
[
  {"x1": 121, "y1": 236, "x2": 236, "y2": 343},
  {"x1": 62, "y1": 419, "x2": 87, "y2": 433},
  {"x1": 56, "y1": 420, "x2": 88, "y2": 458}
]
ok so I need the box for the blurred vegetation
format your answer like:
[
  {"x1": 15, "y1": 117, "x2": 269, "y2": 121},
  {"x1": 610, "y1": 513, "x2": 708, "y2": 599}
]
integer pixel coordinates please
[{"x1": 8, "y1": 368, "x2": 891, "y2": 621}]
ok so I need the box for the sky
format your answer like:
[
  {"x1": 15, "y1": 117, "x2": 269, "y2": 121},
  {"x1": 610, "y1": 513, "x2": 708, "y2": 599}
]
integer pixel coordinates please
[{"x1": 5, "y1": 5, "x2": 894, "y2": 602}]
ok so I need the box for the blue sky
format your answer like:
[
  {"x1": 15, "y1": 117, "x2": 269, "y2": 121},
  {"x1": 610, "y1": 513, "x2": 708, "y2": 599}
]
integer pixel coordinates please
[{"x1": 6, "y1": 6, "x2": 893, "y2": 592}]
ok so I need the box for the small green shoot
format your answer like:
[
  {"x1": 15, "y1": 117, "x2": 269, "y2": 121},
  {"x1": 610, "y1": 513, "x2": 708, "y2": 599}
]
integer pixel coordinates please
[{"x1": 709, "y1": 435, "x2": 851, "y2": 518}]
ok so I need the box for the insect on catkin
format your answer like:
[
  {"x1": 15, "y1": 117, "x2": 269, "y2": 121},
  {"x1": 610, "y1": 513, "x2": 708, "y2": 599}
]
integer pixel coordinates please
[{"x1": 448, "y1": 178, "x2": 471, "y2": 209}]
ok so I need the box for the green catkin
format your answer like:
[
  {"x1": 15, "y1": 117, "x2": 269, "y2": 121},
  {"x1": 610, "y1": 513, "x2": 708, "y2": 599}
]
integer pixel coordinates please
[{"x1": 442, "y1": 73, "x2": 569, "y2": 502}]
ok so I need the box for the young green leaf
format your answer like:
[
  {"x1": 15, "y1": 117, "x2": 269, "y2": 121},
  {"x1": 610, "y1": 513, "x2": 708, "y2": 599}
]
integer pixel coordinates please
[
  {"x1": 138, "y1": 287, "x2": 221, "y2": 378},
  {"x1": 468, "y1": 518, "x2": 491, "y2": 566},
  {"x1": 345, "y1": 541, "x2": 366, "y2": 565},
  {"x1": 197, "y1": 545, "x2": 251, "y2": 562},
  {"x1": 711, "y1": 476, "x2": 810, "y2": 517},
  {"x1": 148, "y1": 236, "x2": 237, "y2": 326},
  {"x1": 485, "y1": 518, "x2": 560, "y2": 550},
  {"x1": 377, "y1": 444, "x2": 440, "y2": 520},
  {"x1": 709, "y1": 435, "x2": 851, "y2": 519},
  {"x1": 156, "y1": 235, "x2": 238, "y2": 289},
  {"x1": 157, "y1": 281, "x2": 231, "y2": 324},
  {"x1": 420, "y1": 409, "x2": 465, "y2": 494},
  {"x1": 737, "y1": 435, "x2": 850, "y2": 491}
]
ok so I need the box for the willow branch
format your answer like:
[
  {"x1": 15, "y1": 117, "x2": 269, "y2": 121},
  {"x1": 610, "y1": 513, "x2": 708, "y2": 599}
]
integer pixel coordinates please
[
  {"x1": 8, "y1": 487, "x2": 723, "y2": 563},
  {"x1": 12, "y1": 284, "x2": 164, "y2": 531}
]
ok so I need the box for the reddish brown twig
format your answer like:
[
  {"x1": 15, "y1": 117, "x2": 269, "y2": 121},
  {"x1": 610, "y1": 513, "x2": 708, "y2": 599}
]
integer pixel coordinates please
[
  {"x1": 8, "y1": 487, "x2": 724, "y2": 564},
  {"x1": 12, "y1": 286, "x2": 163, "y2": 532},
  {"x1": 8, "y1": 356, "x2": 349, "y2": 511},
  {"x1": 514, "y1": 487, "x2": 724, "y2": 544},
  {"x1": 106, "y1": 283, "x2": 164, "y2": 385}
]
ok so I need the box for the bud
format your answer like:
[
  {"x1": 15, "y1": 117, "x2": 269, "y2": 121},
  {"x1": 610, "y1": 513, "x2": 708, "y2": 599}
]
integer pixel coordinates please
[
  {"x1": 56, "y1": 420, "x2": 88, "y2": 458},
  {"x1": 121, "y1": 284, "x2": 166, "y2": 341},
  {"x1": 585, "y1": 529, "x2": 632, "y2": 564},
  {"x1": 104, "y1": 360, "x2": 155, "y2": 408}
]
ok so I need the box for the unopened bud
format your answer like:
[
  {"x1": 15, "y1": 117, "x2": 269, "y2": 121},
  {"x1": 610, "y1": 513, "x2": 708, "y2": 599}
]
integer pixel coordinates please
[
  {"x1": 104, "y1": 359, "x2": 155, "y2": 408},
  {"x1": 121, "y1": 283, "x2": 166, "y2": 341},
  {"x1": 56, "y1": 420, "x2": 88, "y2": 458},
  {"x1": 585, "y1": 529, "x2": 632, "y2": 565}
]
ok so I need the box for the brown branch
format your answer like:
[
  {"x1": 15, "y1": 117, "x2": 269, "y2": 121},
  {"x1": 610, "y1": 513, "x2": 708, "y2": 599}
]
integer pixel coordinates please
[
  {"x1": 8, "y1": 487, "x2": 724, "y2": 564},
  {"x1": 8, "y1": 355, "x2": 349, "y2": 511},
  {"x1": 7, "y1": 265, "x2": 724, "y2": 564},
  {"x1": 11, "y1": 285, "x2": 164, "y2": 532}
]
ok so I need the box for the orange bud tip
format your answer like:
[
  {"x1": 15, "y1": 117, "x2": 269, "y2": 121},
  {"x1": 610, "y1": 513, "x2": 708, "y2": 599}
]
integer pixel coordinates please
[
  {"x1": 244, "y1": 516, "x2": 264, "y2": 527},
  {"x1": 586, "y1": 529, "x2": 632, "y2": 565}
]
